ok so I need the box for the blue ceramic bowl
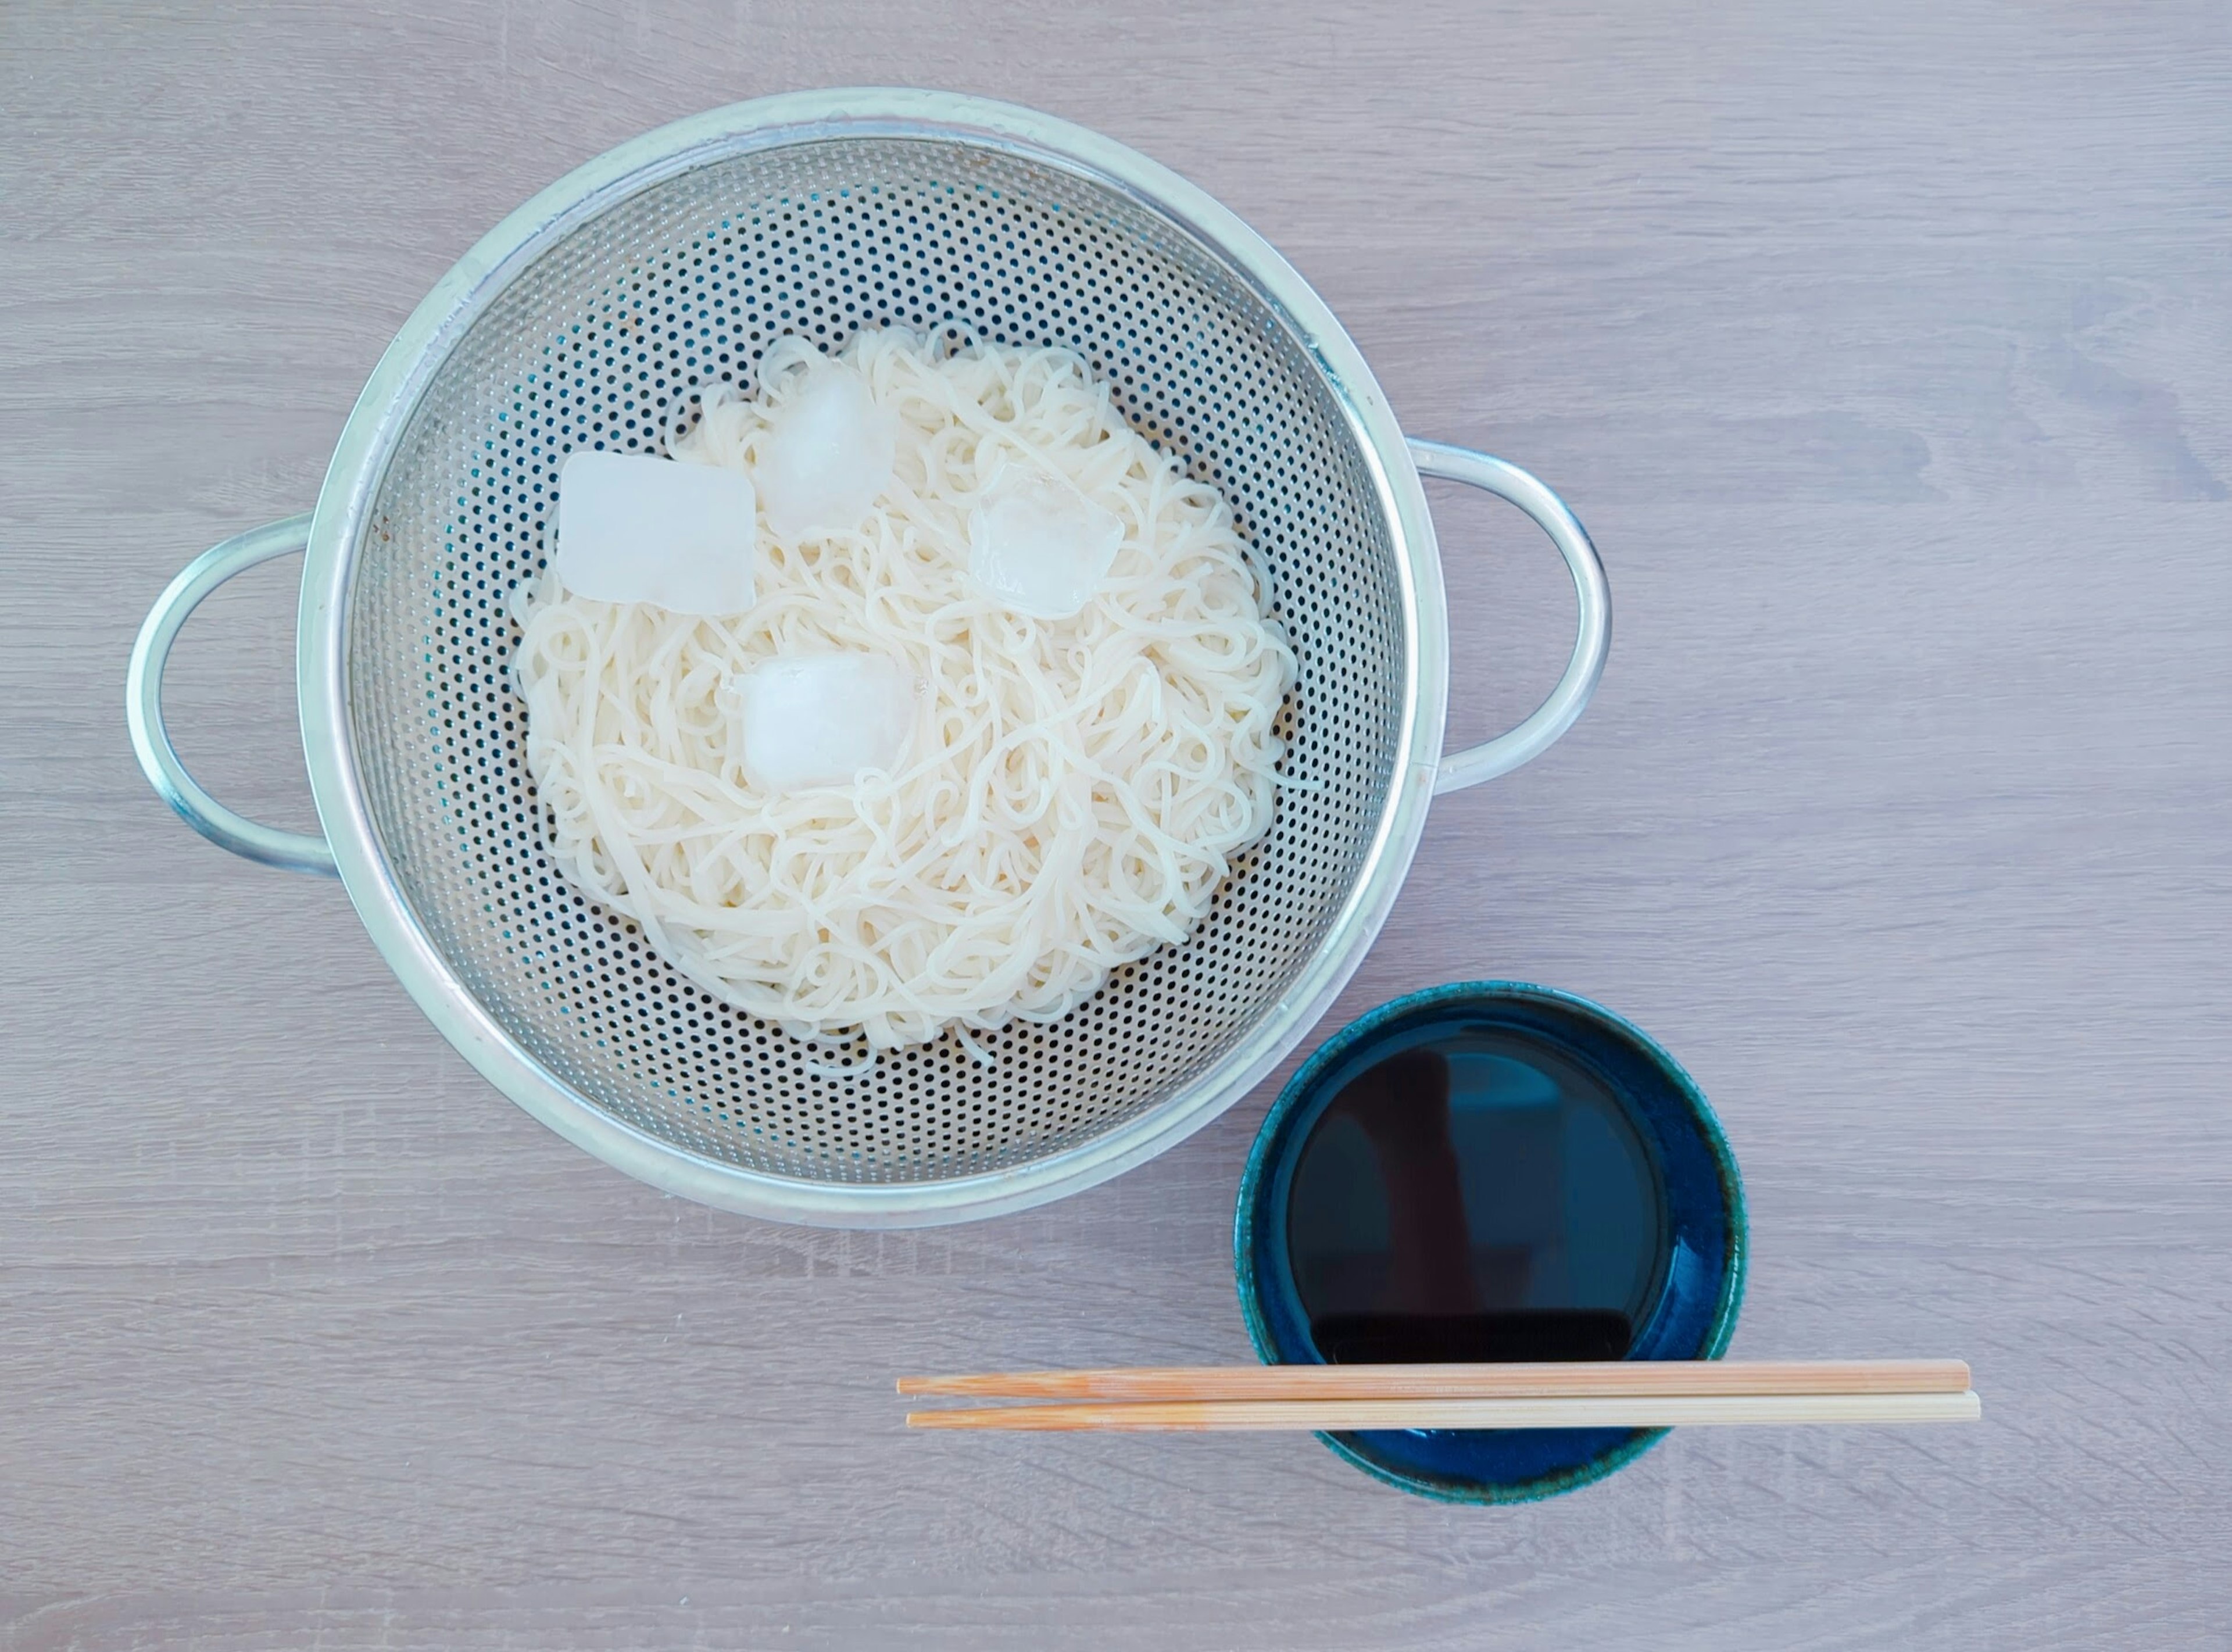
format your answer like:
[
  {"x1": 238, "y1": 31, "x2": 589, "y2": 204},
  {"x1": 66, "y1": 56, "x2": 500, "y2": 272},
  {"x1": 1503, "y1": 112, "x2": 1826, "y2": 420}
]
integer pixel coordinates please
[{"x1": 1235, "y1": 982, "x2": 1746, "y2": 1503}]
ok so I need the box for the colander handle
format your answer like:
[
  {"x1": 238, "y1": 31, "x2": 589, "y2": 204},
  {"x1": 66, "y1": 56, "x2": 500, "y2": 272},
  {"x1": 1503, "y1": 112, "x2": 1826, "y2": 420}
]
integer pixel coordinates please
[
  {"x1": 1412, "y1": 440, "x2": 1612, "y2": 795},
  {"x1": 126, "y1": 515, "x2": 339, "y2": 878}
]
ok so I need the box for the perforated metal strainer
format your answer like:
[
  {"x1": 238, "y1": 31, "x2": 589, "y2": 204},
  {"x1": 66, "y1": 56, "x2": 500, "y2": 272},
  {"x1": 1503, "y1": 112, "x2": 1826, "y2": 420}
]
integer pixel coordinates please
[{"x1": 128, "y1": 91, "x2": 1609, "y2": 1226}]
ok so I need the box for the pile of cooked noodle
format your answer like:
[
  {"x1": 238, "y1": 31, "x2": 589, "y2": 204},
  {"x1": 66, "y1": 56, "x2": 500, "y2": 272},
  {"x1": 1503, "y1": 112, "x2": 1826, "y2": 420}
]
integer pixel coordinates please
[{"x1": 512, "y1": 327, "x2": 1292, "y2": 1056}]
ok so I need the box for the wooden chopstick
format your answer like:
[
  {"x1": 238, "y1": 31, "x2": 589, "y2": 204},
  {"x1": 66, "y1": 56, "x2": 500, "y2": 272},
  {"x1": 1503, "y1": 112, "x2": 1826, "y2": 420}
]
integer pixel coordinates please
[
  {"x1": 897, "y1": 1359, "x2": 1972, "y2": 1402},
  {"x1": 906, "y1": 1390, "x2": 1982, "y2": 1432}
]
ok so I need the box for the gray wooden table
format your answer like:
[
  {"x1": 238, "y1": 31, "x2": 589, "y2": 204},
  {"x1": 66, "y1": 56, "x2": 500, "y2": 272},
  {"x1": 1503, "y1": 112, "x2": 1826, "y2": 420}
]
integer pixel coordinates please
[{"x1": 5, "y1": 2, "x2": 2228, "y2": 1646}]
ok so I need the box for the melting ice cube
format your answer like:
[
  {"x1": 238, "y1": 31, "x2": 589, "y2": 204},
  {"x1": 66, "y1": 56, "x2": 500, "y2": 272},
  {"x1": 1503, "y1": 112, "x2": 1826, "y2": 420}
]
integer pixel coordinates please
[
  {"x1": 967, "y1": 469, "x2": 1125, "y2": 618},
  {"x1": 554, "y1": 450, "x2": 757, "y2": 614},
  {"x1": 735, "y1": 654, "x2": 917, "y2": 792},
  {"x1": 755, "y1": 359, "x2": 898, "y2": 542}
]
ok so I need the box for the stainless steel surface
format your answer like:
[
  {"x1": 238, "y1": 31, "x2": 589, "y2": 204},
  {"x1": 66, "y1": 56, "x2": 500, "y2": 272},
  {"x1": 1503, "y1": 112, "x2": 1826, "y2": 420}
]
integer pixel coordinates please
[
  {"x1": 144, "y1": 91, "x2": 1602, "y2": 1225},
  {"x1": 126, "y1": 516, "x2": 337, "y2": 876},
  {"x1": 1409, "y1": 439, "x2": 1611, "y2": 793}
]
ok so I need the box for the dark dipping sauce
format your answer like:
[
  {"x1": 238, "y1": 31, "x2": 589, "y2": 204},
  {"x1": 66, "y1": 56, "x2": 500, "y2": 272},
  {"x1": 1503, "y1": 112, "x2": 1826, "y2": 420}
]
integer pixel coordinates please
[{"x1": 1285, "y1": 1027, "x2": 1668, "y2": 1364}]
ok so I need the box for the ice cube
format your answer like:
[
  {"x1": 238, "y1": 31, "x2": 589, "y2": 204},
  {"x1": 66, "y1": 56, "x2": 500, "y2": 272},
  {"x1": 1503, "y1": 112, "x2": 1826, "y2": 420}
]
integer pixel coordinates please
[
  {"x1": 554, "y1": 450, "x2": 757, "y2": 614},
  {"x1": 967, "y1": 469, "x2": 1125, "y2": 618},
  {"x1": 735, "y1": 654, "x2": 917, "y2": 792},
  {"x1": 756, "y1": 359, "x2": 898, "y2": 542}
]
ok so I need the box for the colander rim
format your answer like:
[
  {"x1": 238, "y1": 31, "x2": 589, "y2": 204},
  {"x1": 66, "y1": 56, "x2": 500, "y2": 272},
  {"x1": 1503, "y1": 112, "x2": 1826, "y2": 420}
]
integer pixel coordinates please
[{"x1": 295, "y1": 88, "x2": 1451, "y2": 1226}]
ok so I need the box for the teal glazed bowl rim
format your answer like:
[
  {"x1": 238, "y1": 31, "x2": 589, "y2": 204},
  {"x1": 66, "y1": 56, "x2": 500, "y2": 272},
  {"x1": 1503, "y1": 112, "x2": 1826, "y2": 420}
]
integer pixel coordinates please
[{"x1": 1234, "y1": 981, "x2": 1748, "y2": 1503}]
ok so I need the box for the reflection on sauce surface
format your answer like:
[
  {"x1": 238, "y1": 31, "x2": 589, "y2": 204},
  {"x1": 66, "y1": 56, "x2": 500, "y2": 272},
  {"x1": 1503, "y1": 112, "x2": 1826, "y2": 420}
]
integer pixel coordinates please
[{"x1": 1285, "y1": 1028, "x2": 1668, "y2": 1363}]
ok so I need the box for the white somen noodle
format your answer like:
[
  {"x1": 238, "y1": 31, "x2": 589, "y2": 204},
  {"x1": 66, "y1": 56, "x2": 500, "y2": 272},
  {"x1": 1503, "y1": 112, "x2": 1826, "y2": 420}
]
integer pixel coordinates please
[{"x1": 510, "y1": 327, "x2": 1294, "y2": 1056}]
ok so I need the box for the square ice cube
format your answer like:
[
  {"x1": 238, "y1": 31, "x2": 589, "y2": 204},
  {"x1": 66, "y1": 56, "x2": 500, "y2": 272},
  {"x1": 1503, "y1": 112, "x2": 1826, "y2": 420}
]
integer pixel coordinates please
[
  {"x1": 555, "y1": 450, "x2": 757, "y2": 614},
  {"x1": 735, "y1": 655, "x2": 917, "y2": 791},
  {"x1": 967, "y1": 470, "x2": 1124, "y2": 618}
]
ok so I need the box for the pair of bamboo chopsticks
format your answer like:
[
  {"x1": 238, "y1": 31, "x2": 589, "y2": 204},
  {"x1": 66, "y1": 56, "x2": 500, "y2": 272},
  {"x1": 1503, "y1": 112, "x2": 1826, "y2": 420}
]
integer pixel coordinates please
[{"x1": 900, "y1": 1360, "x2": 1980, "y2": 1431}]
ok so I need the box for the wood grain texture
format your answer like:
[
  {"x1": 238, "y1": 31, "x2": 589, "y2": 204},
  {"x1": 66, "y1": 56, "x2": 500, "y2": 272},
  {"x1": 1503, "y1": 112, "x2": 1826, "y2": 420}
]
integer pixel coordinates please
[{"x1": 2, "y1": 0, "x2": 2227, "y2": 1646}]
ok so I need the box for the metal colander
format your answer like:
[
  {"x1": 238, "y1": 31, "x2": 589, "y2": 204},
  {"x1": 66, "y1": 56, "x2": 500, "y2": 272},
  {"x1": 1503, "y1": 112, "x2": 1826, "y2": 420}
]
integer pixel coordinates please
[{"x1": 128, "y1": 91, "x2": 1609, "y2": 1226}]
